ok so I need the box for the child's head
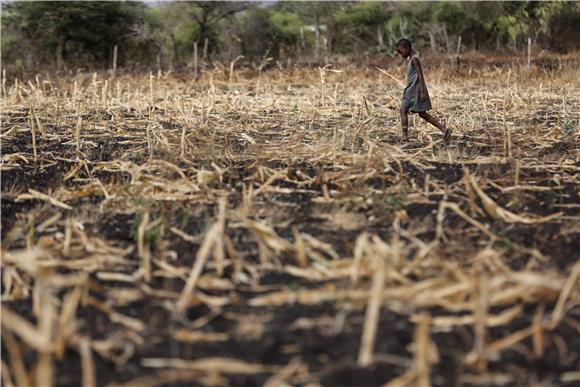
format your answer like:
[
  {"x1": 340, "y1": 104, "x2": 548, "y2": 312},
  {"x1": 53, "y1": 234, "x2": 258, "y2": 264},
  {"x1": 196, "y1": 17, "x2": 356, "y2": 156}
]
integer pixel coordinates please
[{"x1": 395, "y1": 38, "x2": 412, "y2": 58}]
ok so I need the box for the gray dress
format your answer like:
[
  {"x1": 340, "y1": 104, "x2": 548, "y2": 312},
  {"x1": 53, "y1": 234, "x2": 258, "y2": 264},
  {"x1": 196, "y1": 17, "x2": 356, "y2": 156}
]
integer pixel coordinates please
[{"x1": 401, "y1": 55, "x2": 432, "y2": 113}]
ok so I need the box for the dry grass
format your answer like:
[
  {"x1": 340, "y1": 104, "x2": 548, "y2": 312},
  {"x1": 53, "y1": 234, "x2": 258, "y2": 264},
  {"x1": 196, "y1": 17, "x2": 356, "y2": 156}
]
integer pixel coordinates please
[{"x1": 1, "y1": 58, "x2": 579, "y2": 386}]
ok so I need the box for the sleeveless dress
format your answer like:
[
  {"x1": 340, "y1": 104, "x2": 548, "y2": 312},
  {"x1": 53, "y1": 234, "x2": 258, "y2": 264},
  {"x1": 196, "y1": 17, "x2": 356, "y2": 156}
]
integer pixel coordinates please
[{"x1": 401, "y1": 54, "x2": 432, "y2": 113}]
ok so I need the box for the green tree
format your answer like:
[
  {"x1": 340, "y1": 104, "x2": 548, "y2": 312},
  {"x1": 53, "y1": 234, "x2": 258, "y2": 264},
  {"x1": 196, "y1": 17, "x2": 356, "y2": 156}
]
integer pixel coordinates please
[
  {"x1": 334, "y1": 2, "x2": 392, "y2": 54},
  {"x1": 543, "y1": 2, "x2": 580, "y2": 52},
  {"x1": 503, "y1": 1, "x2": 580, "y2": 52},
  {"x1": 236, "y1": 7, "x2": 276, "y2": 61},
  {"x1": 270, "y1": 10, "x2": 302, "y2": 46},
  {"x1": 1, "y1": 1, "x2": 148, "y2": 69},
  {"x1": 272, "y1": 1, "x2": 342, "y2": 61},
  {"x1": 149, "y1": 1, "x2": 249, "y2": 67},
  {"x1": 189, "y1": 2, "x2": 249, "y2": 57}
]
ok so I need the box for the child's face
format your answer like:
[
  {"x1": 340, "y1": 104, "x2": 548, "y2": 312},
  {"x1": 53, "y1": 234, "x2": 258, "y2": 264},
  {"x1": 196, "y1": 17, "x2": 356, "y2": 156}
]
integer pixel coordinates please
[{"x1": 396, "y1": 46, "x2": 410, "y2": 58}]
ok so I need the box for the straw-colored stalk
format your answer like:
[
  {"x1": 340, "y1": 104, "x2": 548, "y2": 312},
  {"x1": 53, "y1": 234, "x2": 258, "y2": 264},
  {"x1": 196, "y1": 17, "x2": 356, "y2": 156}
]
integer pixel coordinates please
[
  {"x1": 1, "y1": 331, "x2": 30, "y2": 387},
  {"x1": 486, "y1": 325, "x2": 534, "y2": 354},
  {"x1": 351, "y1": 232, "x2": 369, "y2": 284},
  {"x1": 56, "y1": 285, "x2": 83, "y2": 358},
  {"x1": 214, "y1": 196, "x2": 227, "y2": 276},
  {"x1": 229, "y1": 55, "x2": 244, "y2": 85},
  {"x1": 201, "y1": 96, "x2": 207, "y2": 126},
  {"x1": 358, "y1": 254, "x2": 385, "y2": 367},
  {"x1": 180, "y1": 125, "x2": 187, "y2": 159},
  {"x1": 514, "y1": 158, "x2": 521, "y2": 187},
  {"x1": 438, "y1": 201, "x2": 498, "y2": 240},
  {"x1": 472, "y1": 275, "x2": 489, "y2": 371},
  {"x1": 30, "y1": 286, "x2": 58, "y2": 387},
  {"x1": 319, "y1": 66, "x2": 326, "y2": 105},
  {"x1": 263, "y1": 357, "x2": 301, "y2": 387},
  {"x1": 332, "y1": 126, "x2": 337, "y2": 165},
  {"x1": 292, "y1": 227, "x2": 308, "y2": 268},
  {"x1": 31, "y1": 104, "x2": 45, "y2": 137},
  {"x1": 413, "y1": 313, "x2": 432, "y2": 387},
  {"x1": 253, "y1": 172, "x2": 281, "y2": 197},
  {"x1": 63, "y1": 217, "x2": 73, "y2": 257},
  {"x1": 85, "y1": 296, "x2": 145, "y2": 332},
  {"x1": 35, "y1": 352, "x2": 54, "y2": 387},
  {"x1": 29, "y1": 108, "x2": 38, "y2": 161},
  {"x1": 383, "y1": 313, "x2": 434, "y2": 387},
  {"x1": 137, "y1": 211, "x2": 151, "y2": 282},
  {"x1": 435, "y1": 201, "x2": 446, "y2": 241},
  {"x1": 115, "y1": 80, "x2": 121, "y2": 100},
  {"x1": 26, "y1": 214, "x2": 35, "y2": 251},
  {"x1": 78, "y1": 337, "x2": 96, "y2": 387},
  {"x1": 2, "y1": 69, "x2": 7, "y2": 97},
  {"x1": 466, "y1": 171, "x2": 562, "y2": 224},
  {"x1": 101, "y1": 79, "x2": 108, "y2": 106},
  {"x1": 1, "y1": 360, "x2": 14, "y2": 387},
  {"x1": 242, "y1": 183, "x2": 254, "y2": 216},
  {"x1": 55, "y1": 90, "x2": 62, "y2": 129},
  {"x1": 376, "y1": 67, "x2": 405, "y2": 87},
  {"x1": 549, "y1": 261, "x2": 580, "y2": 329},
  {"x1": 175, "y1": 222, "x2": 220, "y2": 314},
  {"x1": 75, "y1": 116, "x2": 82, "y2": 153},
  {"x1": 141, "y1": 357, "x2": 276, "y2": 374},
  {"x1": 177, "y1": 97, "x2": 189, "y2": 159},
  {"x1": 560, "y1": 372, "x2": 580, "y2": 384},
  {"x1": 16, "y1": 189, "x2": 72, "y2": 210},
  {"x1": 506, "y1": 126, "x2": 512, "y2": 158},
  {"x1": 532, "y1": 303, "x2": 545, "y2": 359},
  {"x1": 146, "y1": 122, "x2": 153, "y2": 162},
  {"x1": 149, "y1": 72, "x2": 154, "y2": 105},
  {"x1": 72, "y1": 80, "x2": 78, "y2": 111},
  {"x1": 463, "y1": 170, "x2": 483, "y2": 217}
]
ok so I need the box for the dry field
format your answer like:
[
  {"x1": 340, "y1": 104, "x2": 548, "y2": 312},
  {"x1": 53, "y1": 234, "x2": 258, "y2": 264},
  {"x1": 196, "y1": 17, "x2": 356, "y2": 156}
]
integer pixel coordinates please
[{"x1": 1, "y1": 58, "x2": 579, "y2": 387}]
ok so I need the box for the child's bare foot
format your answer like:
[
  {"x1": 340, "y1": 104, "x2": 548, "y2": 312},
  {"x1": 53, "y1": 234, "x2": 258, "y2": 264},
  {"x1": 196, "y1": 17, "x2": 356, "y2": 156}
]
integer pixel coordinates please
[
  {"x1": 402, "y1": 127, "x2": 409, "y2": 144},
  {"x1": 443, "y1": 127, "x2": 452, "y2": 143}
]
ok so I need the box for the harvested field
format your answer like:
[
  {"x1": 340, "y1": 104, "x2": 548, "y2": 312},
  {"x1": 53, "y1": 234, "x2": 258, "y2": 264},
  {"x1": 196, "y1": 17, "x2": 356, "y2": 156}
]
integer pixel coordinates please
[{"x1": 1, "y1": 60, "x2": 579, "y2": 387}]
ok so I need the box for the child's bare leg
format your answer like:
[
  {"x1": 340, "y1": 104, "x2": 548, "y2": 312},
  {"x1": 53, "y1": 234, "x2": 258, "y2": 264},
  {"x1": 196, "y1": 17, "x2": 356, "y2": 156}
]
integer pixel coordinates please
[
  {"x1": 418, "y1": 111, "x2": 445, "y2": 133},
  {"x1": 400, "y1": 109, "x2": 409, "y2": 141}
]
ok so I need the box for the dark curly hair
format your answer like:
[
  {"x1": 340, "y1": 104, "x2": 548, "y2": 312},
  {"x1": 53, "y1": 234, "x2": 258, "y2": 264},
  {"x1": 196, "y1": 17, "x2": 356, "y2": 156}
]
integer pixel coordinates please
[{"x1": 395, "y1": 38, "x2": 412, "y2": 49}]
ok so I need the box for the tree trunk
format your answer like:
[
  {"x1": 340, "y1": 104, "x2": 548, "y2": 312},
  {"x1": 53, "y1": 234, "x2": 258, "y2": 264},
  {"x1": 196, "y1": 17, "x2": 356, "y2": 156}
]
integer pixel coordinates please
[
  {"x1": 429, "y1": 30, "x2": 437, "y2": 52},
  {"x1": 193, "y1": 41, "x2": 198, "y2": 77},
  {"x1": 56, "y1": 37, "x2": 65, "y2": 70},
  {"x1": 443, "y1": 24, "x2": 451, "y2": 53},
  {"x1": 315, "y1": 23, "x2": 320, "y2": 63},
  {"x1": 328, "y1": 25, "x2": 334, "y2": 57},
  {"x1": 112, "y1": 44, "x2": 118, "y2": 76},
  {"x1": 202, "y1": 38, "x2": 209, "y2": 63},
  {"x1": 323, "y1": 36, "x2": 328, "y2": 65},
  {"x1": 527, "y1": 37, "x2": 532, "y2": 69},
  {"x1": 399, "y1": 17, "x2": 407, "y2": 37},
  {"x1": 157, "y1": 48, "x2": 162, "y2": 75},
  {"x1": 171, "y1": 33, "x2": 180, "y2": 69}
]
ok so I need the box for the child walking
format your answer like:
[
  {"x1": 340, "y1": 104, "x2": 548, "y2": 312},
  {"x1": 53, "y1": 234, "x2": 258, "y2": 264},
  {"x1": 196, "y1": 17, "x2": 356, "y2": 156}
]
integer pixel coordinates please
[{"x1": 395, "y1": 38, "x2": 452, "y2": 143}]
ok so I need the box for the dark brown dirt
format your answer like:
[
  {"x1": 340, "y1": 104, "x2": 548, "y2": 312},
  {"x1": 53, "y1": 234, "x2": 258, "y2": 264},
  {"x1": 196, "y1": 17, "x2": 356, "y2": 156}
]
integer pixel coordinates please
[{"x1": 1, "y1": 68, "x2": 579, "y2": 386}]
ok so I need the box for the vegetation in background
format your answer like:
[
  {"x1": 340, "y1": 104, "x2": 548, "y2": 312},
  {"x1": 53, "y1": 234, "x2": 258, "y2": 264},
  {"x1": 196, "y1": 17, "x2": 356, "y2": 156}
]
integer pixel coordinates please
[
  {"x1": 1, "y1": 1, "x2": 579, "y2": 73},
  {"x1": 1, "y1": 1, "x2": 151, "y2": 69}
]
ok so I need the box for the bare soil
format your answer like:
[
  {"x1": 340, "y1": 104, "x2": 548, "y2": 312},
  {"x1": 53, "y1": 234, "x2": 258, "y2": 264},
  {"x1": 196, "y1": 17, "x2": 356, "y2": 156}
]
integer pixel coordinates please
[{"x1": 1, "y1": 61, "x2": 579, "y2": 387}]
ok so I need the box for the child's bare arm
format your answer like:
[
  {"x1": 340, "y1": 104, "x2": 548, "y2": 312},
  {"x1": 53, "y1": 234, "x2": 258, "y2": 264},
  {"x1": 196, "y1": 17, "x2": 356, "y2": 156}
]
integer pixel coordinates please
[{"x1": 411, "y1": 58, "x2": 428, "y2": 102}]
